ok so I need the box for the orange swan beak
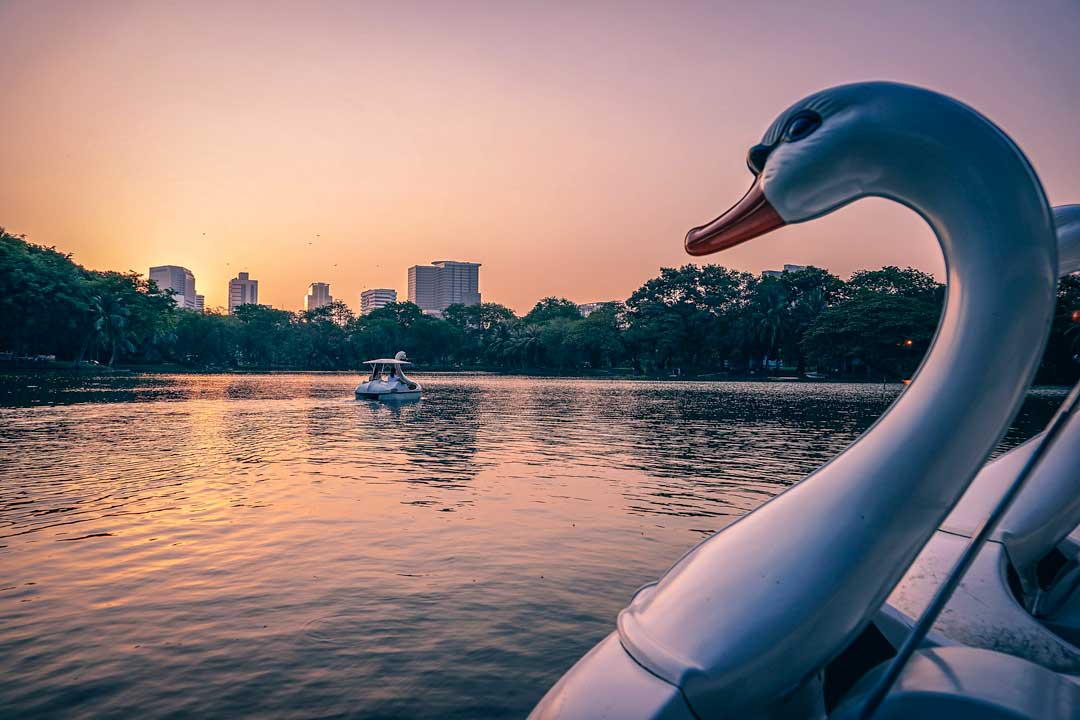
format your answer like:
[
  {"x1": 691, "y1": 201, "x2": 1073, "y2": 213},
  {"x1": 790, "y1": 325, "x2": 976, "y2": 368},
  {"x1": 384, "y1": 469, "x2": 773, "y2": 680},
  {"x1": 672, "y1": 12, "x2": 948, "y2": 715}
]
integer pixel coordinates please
[{"x1": 684, "y1": 179, "x2": 786, "y2": 256}]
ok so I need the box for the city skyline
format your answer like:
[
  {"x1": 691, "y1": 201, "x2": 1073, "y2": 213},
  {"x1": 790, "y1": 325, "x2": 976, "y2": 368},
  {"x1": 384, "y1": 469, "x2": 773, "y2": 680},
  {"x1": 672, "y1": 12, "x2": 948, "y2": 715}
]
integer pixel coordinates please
[
  {"x1": 143, "y1": 260, "x2": 483, "y2": 313},
  {"x1": 145, "y1": 258, "x2": 485, "y2": 315},
  {"x1": 145, "y1": 255, "x2": 823, "y2": 316},
  {"x1": 3, "y1": 2, "x2": 1079, "y2": 313}
]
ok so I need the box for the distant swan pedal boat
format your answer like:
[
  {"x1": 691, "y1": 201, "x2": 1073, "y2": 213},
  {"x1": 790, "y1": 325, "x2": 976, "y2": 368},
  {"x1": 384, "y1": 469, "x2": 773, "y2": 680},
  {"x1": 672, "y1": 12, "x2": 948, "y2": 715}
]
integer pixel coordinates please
[{"x1": 355, "y1": 351, "x2": 422, "y2": 401}]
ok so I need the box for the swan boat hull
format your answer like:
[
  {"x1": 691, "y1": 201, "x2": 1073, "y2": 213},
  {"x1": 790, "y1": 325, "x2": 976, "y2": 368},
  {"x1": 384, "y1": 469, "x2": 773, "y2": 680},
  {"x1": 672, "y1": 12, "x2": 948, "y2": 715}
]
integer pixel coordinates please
[
  {"x1": 355, "y1": 353, "x2": 422, "y2": 401},
  {"x1": 354, "y1": 383, "x2": 421, "y2": 401},
  {"x1": 355, "y1": 390, "x2": 421, "y2": 401}
]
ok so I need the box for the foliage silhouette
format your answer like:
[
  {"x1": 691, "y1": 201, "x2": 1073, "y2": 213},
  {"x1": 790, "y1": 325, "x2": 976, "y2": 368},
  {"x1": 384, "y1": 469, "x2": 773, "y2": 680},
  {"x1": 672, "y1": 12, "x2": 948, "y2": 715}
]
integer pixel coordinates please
[{"x1": 1, "y1": 229, "x2": 1076, "y2": 382}]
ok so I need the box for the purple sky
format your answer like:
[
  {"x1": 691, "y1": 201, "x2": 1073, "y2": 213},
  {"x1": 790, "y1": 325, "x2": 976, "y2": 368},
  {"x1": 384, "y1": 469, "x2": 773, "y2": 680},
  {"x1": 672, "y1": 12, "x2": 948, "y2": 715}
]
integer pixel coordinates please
[{"x1": 2, "y1": 0, "x2": 1078, "y2": 311}]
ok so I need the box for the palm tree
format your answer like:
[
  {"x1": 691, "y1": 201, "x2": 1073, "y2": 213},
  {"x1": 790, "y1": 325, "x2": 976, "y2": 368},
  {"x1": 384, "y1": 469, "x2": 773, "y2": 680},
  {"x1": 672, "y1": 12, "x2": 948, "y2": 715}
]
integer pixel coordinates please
[
  {"x1": 90, "y1": 294, "x2": 133, "y2": 366},
  {"x1": 506, "y1": 324, "x2": 541, "y2": 367},
  {"x1": 751, "y1": 288, "x2": 791, "y2": 368},
  {"x1": 790, "y1": 288, "x2": 827, "y2": 371}
]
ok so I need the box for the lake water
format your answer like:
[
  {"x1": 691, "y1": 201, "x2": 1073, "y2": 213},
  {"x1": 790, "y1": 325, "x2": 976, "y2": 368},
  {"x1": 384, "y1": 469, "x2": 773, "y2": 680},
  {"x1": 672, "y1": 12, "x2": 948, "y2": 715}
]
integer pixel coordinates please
[{"x1": 0, "y1": 373, "x2": 1067, "y2": 719}]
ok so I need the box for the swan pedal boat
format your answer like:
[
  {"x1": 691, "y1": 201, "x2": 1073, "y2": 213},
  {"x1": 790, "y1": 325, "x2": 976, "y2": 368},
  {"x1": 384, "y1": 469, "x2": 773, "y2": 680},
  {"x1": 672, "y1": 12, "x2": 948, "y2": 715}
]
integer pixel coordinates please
[
  {"x1": 877, "y1": 204, "x2": 1080, "y2": 676},
  {"x1": 529, "y1": 83, "x2": 1080, "y2": 719},
  {"x1": 354, "y1": 354, "x2": 422, "y2": 401}
]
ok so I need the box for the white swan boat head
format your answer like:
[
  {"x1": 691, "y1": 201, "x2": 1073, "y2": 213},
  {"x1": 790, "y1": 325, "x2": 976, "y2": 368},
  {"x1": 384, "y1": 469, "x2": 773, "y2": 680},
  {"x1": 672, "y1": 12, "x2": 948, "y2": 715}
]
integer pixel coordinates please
[
  {"x1": 355, "y1": 350, "x2": 422, "y2": 401},
  {"x1": 531, "y1": 82, "x2": 1068, "y2": 719}
]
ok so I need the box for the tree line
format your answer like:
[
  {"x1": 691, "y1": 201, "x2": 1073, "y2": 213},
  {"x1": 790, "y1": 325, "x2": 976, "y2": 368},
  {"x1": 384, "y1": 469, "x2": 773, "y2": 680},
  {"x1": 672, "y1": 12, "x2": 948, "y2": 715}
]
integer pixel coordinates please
[{"x1": 2, "y1": 228, "x2": 1078, "y2": 382}]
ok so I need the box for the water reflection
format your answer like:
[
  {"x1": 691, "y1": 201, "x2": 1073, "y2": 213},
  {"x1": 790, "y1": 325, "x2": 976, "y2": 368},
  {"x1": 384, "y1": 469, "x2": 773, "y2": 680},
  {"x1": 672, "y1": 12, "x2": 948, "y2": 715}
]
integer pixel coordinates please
[{"x1": 0, "y1": 373, "x2": 1068, "y2": 719}]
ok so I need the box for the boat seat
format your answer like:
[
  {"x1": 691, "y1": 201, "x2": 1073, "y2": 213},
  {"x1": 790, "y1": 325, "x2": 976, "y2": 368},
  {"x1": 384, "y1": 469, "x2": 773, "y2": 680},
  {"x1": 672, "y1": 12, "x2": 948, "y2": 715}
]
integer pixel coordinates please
[
  {"x1": 833, "y1": 646, "x2": 1080, "y2": 719},
  {"x1": 883, "y1": 531, "x2": 1080, "y2": 673}
]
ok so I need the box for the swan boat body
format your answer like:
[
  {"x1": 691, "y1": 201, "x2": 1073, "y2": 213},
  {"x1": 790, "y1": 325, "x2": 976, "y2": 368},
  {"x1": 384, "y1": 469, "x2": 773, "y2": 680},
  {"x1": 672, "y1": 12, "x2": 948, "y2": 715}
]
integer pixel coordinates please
[
  {"x1": 530, "y1": 83, "x2": 1079, "y2": 718},
  {"x1": 354, "y1": 351, "x2": 422, "y2": 401},
  {"x1": 877, "y1": 204, "x2": 1080, "y2": 673}
]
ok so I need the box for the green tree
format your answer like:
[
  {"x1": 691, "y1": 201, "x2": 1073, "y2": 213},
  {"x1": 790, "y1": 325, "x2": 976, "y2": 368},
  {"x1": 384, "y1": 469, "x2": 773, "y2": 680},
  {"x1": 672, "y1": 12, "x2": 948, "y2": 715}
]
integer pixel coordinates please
[
  {"x1": 1038, "y1": 274, "x2": 1080, "y2": 383},
  {"x1": 782, "y1": 266, "x2": 846, "y2": 305},
  {"x1": 0, "y1": 229, "x2": 91, "y2": 358},
  {"x1": 233, "y1": 304, "x2": 294, "y2": 367},
  {"x1": 5, "y1": 227, "x2": 1076, "y2": 382},
  {"x1": 844, "y1": 266, "x2": 940, "y2": 299},
  {"x1": 443, "y1": 302, "x2": 517, "y2": 365},
  {"x1": 405, "y1": 315, "x2": 462, "y2": 364},
  {"x1": 624, "y1": 265, "x2": 753, "y2": 372},
  {"x1": 523, "y1": 297, "x2": 582, "y2": 324},
  {"x1": 293, "y1": 301, "x2": 353, "y2": 369},
  {"x1": 801, "y1": 293, "x2": 940, "y2": 378},
  {"x1": 352, "y1": 317, "x2": 400, "y2": 361},
  {"x1": 536, "y1": 317, "x2": 582, "y2": 369},
  {"x1": 741, "y1": 277, "x2": 791, "y2": 368},
  {"x1": 366, "y1": 301, "x2": 423, "y2": 329},
  {"x1": 493, "y1": 323, "x2": 542, "y2": 368},
  {"x1": 89, "y1": 293, "x2": 133, "y2": 366},
  {"x1": 572, "y1": 303, "x2": 625, "y2": 368},
  {"x1": 172, "y1": 311, "x2": 240, "y2": 367}
]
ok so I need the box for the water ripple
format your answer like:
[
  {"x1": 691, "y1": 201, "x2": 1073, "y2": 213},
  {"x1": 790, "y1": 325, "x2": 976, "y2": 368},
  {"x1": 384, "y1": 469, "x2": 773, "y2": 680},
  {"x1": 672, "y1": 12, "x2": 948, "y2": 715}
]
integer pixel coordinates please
[{"x1": 0, "y1": 373, "x2": 1066, "y2": 719}]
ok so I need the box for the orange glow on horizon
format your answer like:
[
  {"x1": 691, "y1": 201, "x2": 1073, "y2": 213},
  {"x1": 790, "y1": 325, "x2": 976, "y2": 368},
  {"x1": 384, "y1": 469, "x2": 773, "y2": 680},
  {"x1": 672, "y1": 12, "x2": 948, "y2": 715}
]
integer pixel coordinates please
[{"x1": 2, "y1": 2, "x2": 1078, "y2": 313}]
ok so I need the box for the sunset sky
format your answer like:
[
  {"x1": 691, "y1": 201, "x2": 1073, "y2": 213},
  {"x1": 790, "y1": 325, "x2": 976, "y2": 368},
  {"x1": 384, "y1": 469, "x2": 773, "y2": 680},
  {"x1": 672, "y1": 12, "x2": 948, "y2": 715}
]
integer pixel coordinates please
[{"x1": 2, "y1": 0, "x2": 1078, "y2": 313}]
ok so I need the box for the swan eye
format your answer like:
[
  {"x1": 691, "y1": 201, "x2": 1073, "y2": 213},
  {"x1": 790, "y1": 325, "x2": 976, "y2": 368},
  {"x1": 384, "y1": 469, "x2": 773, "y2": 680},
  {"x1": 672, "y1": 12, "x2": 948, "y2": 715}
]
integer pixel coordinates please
[{"x1": 785, "y1": 112, "x2": 821, "y2": 142}]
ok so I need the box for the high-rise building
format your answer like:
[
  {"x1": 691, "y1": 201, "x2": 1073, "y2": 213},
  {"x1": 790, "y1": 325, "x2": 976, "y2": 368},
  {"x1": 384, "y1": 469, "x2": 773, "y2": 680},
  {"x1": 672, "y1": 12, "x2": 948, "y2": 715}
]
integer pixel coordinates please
[
  {"x1": 434, "y1": 261, "x2": 481, "y2": 311},
  {"x1": 149, "y1": 265, "x2": 198, "y2": 310},
  {"x1": 304, "y1": 282, "x2": 332, "y2": 311},
  {"x1": 408, "y1": 260, "x2": 481, "y2": 315},
  {"x1": 408, "y1": 265, "x2": 439, "y2": 313},
  {"x1": 195, "y1": 295, "x2": 205, "y2": 313},
  {"x1": 361, "y1": 288, "x2": 397, "y2": 315},
  {"x1": 228, "y1": 272, "x2": 259, "y2": 314}
]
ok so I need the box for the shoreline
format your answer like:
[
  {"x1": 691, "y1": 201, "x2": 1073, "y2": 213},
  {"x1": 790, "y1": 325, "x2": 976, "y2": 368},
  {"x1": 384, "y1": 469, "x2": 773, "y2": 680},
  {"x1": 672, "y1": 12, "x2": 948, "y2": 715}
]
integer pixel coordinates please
[
  {"x1": 0, "y1": 361, "x2": 1074, "y2": 387},
  {"x1": 0, "y1": 360, "x2": 871, "y2": 382}
]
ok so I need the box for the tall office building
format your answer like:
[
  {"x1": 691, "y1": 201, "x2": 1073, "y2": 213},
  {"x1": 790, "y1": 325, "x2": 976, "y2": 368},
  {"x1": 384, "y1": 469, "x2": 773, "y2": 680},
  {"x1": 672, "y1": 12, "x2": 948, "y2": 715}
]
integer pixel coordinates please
[
  {"x1": 408, "y1": 265, "x2": 439, "y2": 313},
  {"x1": 407, "y1": 260, "x2": 481, "y2": 315},
  {"x1": 149, "y1": 265, "x2": 198, "y2": 310},
  {"x1": 195, "y1": 295, "x2": 205, "y2": 313},
  {"x1": 361, "y1": 288, "x2": 397, "y2": 315},
  {"x1": 228, "y1": 272, "x2": 259, "y2": 314},
  {"x1": 304, "y1": 282, "x2": 333, "y2": 311},
  {"x1": 435, "y1": 261, "x2": 481, "y2": 311}
]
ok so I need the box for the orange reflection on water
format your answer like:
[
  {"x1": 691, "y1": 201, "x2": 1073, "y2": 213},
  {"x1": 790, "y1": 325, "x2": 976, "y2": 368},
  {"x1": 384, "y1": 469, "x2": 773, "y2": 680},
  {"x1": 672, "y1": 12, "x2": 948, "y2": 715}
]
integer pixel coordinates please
[{"x1": 0, "y1": 374, "x2": 1062, "y2": 717}]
